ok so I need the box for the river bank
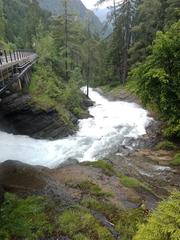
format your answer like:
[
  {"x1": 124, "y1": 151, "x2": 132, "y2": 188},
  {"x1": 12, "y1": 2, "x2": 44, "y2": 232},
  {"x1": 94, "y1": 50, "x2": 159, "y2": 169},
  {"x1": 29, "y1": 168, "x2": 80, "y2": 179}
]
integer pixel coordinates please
[{"x1": 0, "y1": 90, "x2": 93, "y2": 140}]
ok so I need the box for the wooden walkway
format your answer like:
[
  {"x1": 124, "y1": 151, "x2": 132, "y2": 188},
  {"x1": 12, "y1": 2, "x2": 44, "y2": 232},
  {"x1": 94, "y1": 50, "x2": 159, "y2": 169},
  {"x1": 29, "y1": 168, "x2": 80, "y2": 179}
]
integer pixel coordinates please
[{"x1": 0, "y1": 50, "x2": 38, "y2": 95}]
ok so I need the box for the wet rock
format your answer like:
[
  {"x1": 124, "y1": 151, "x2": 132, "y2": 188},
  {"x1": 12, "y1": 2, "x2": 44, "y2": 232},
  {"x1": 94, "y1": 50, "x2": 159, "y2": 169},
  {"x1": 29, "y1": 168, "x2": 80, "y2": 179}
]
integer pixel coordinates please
[
  {"x1": 0, "y1": 160, "x2": 74, "y2": 205},
  {"x1": 0, "y1": 92, "x2": 76, "y2": 139},
  {"x1": 59, "y1": 158, "x2": 79, "y2": 167},
  {"x1": 82, "y1": 96, "x2": 94, "y2": 108}
]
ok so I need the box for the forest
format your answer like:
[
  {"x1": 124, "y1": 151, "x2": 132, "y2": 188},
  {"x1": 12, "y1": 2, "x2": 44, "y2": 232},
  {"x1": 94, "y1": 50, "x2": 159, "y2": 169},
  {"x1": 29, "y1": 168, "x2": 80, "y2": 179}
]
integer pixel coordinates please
[{"x1": 0, "y1": 0, "x2": 180, "y2": 239}]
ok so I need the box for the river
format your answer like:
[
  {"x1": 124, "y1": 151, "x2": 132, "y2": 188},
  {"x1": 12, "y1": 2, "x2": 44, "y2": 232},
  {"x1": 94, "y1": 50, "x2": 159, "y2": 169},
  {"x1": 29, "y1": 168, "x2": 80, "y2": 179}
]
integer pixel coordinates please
[{"x1": 0, "y1": 88, "x2": 152, "y2": 168}]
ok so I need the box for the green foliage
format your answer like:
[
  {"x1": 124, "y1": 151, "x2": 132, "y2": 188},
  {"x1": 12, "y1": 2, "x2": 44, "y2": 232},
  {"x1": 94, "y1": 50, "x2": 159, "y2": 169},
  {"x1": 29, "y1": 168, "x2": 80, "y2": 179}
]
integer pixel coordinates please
[
  {"x1": 0, "y1": 193, "x2": 53, "y2": 240},
  {"x1": 170, "y1": 153, "x2": 180, "y2": 166},
  {"x1": 128, "y1": 21, "x2": 180, "y2": 137},
  {"x1": 133, "y1": 192, "x2": 180, "y2": 240},
  {"x1": 58, "y1": 208, "x2": 113, "y2": 240},
  {"x1": 83, "y1": 160, "x2": 116, "y2": 176},
  {"x1": 155, "y1": 141, "x2": 176, "y2": 151},
  {"x1": 62, "y1": 68, "x2": 83, "y2": 116},
  {"x1": 119, "y1": 176, "x2": 142, "y2": 188}
]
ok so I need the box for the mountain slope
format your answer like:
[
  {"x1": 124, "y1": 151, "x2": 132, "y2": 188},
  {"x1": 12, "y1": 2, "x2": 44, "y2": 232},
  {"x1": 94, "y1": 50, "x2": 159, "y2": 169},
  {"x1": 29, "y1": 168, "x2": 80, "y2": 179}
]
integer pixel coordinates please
[{"x1": 38, "y1": 0, "x2": 103, "y2": 34}]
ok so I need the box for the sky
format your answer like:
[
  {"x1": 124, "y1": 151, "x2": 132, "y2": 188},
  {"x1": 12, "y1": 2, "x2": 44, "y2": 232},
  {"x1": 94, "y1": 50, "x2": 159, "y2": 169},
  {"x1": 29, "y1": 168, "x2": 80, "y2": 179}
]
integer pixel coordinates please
[{"x1": 81, "y1": 0, "x2": 111, "y2": 9}]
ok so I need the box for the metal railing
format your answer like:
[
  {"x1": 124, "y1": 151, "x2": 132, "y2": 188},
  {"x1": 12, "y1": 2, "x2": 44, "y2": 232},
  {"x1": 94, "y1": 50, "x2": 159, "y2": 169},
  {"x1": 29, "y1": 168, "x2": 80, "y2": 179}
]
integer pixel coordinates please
[{"x1": 0, "y1": 49, "x2": 34, "y2": 65}]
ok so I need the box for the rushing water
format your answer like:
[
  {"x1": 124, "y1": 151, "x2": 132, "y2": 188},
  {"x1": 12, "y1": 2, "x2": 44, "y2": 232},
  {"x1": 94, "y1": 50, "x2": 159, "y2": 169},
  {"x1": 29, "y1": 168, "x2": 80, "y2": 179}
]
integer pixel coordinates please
[{"x1": 0, "y1": 88, "x2": 152, "y2": 168}]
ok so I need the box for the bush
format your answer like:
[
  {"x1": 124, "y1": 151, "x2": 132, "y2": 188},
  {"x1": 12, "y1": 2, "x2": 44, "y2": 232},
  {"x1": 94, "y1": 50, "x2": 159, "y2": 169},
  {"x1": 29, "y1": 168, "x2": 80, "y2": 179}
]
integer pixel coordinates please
[
  {"x1": 155, "y1": 141, "x2": 176, "y2": 151},
  {"x1": 133, "y1": 192, "x2": 180, "y2": 240},
  {"x1": 0, "y1": 193, "x2": 52, "y2": 240}
]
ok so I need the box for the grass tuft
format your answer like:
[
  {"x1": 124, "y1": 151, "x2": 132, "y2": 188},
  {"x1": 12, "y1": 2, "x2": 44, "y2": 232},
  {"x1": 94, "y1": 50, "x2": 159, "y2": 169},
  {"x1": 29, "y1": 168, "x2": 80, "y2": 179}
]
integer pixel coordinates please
[
  {"x1": 170, "y1": 153, "x2": 180, "y2": 166},
  {"x1": 58, "y1": 208, "x2": 113, "y2": 240},
  {"x1": 155, "y1": 141, "x2": 176, "y2": 151},
  {"x1": 119, "y1": 176, "x2": 142, "y2": 188},
  {"x1": 72, "y1": 180, "x2": 113, "y2": 198},
  {"x1": 83, "y1": 160, "x2": 116, "y2": 176}
]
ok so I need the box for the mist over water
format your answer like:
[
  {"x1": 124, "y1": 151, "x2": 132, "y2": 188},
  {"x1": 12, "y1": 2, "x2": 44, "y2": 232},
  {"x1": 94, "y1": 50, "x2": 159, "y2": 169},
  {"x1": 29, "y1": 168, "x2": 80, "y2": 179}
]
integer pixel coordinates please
[{"x1": 0, "y1": 88, "x2": 152, "y2": 168}]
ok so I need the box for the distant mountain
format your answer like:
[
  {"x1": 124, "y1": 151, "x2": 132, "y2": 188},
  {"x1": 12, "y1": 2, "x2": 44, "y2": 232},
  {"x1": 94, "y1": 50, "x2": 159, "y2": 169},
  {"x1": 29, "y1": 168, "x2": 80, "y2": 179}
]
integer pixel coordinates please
[
  {"x1": 93, "y1": 8, "x2": 113, "y2": 37},
  {"x1": 38, "y1": 0, "x2": 104, "y2": 34},
  {"x1": 93, "y1": 8, "x2": 109, "y2": 22}
]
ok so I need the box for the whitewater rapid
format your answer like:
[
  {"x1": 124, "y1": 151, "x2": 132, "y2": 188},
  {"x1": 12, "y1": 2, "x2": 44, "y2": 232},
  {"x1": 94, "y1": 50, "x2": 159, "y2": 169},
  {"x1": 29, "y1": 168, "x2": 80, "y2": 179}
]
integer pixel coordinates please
[{"x1": 0, "y1": 88, "x2": 152, "y2": 168}]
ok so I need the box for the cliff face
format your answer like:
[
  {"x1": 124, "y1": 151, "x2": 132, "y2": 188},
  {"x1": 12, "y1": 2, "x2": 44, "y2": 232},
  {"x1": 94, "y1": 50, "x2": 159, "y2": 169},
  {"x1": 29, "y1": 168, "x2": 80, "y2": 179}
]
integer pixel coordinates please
[{"x1": 0, "y1": 92, "x2": 77, "y2": 139}]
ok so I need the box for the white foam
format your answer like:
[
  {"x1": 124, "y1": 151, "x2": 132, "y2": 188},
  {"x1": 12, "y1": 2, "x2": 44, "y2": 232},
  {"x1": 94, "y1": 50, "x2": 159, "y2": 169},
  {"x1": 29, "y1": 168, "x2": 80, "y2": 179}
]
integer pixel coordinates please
[{"x1": 0, "y1": 87, "x2": 152, "y2": 168}]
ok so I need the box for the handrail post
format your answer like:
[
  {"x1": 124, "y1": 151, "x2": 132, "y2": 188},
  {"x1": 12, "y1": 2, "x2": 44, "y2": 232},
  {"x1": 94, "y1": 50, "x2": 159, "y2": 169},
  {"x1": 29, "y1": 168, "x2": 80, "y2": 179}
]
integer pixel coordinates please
[
  {"x1": 16, "y1": 51, "x2": 19, "y2": 60},
  {"x1": 9, "y1": 51, "x2": 13, "y2": 62},
  {"x1": 13, "y1": 51, "x2": 16, "y2": 61},
  {"x1": 4, "y1": 50, "x2": 8, "y2": 63}
]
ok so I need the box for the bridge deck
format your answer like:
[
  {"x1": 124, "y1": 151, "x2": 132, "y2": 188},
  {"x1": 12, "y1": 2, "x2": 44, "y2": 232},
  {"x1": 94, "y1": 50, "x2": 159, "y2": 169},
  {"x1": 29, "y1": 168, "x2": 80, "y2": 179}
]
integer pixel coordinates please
[
  {"x1": 0, "y1": 53, "x2": 37, "y2": 72},
  {"x1": 0, "y1": 51, "x2": 38, "y2": 95}
]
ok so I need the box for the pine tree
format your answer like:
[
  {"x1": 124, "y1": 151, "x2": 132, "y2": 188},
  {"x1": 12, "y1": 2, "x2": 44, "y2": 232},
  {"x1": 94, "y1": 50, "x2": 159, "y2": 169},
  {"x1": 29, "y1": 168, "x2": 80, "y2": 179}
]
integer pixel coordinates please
[{"x1": 0, "y1": 0, "x2": 5, "y2": 40}]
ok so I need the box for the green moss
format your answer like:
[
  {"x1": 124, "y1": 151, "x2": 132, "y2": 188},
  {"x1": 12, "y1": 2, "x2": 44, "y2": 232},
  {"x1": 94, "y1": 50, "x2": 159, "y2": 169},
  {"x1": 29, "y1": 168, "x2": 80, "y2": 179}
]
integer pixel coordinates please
[
  {"x1": 58, "y1": 208, "x2": 113, "y2": 240},
  {"x1": 0, "y1": 193, "x2": 53, "y2": 240},
  {"x1": 119, "y1": 176, "x2": 142, "y2": 188},
  {"x1": 72, "y1": 180, "x2": 113, "y2": 198},
  {"x1": 83, "y1": 160, "x2": 116, "y2": 176},
  {"x1": 155, "y1": 140, "x2": 176, "y2": 151},
  {"x1": 170, "y1": 153, "x2": 180, "y2": 166}
]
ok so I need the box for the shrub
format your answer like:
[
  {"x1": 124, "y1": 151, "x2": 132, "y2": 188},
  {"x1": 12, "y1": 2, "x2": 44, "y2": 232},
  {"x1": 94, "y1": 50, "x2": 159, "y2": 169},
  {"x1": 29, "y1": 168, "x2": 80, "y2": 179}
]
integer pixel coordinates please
[
  {"x1": 0, "y1": 193, "x2": 52, "y2": 240},
  {"x1": 133, "y1": 192, "x2": 180, "y2": 240}
]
